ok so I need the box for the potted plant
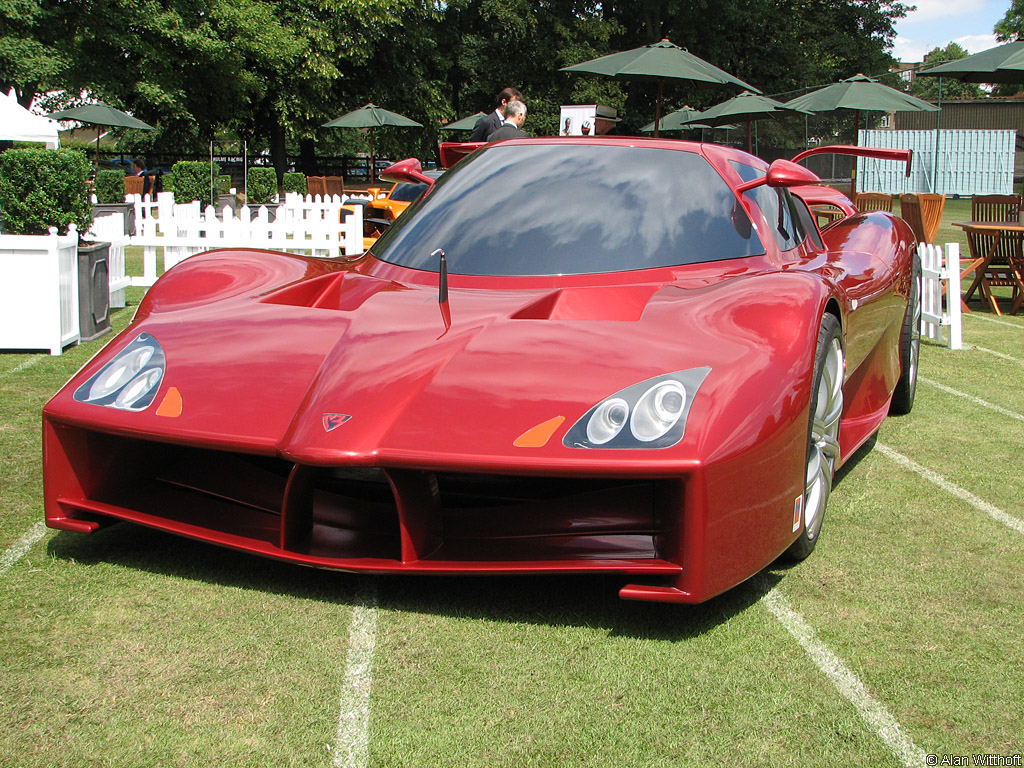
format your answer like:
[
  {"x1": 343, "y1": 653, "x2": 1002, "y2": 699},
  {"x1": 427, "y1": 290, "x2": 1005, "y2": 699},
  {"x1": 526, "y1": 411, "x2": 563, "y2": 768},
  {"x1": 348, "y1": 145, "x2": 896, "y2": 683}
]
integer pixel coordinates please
[
  {"x1": 282, "y1": 172, "x2": 307, "y2": 196},
  {"x1": 0, "y1": 147, "x2": 102, "y2": 352},
  {"x1": 171, "y1": 160, "x2": 218, "y2": 205},
  {"x1": 244, "y1": 167, "x2": 280, "y2": 221},
  {"x1": 92, "y1": 169, "x2": 135, "y2": 236}
]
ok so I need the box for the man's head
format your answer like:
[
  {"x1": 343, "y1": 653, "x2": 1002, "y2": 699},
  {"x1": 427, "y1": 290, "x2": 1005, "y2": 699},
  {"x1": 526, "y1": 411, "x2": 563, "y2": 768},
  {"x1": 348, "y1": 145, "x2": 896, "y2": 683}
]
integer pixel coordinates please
[
  {"x1": 504, "y1": 100, "x2": 527, "y2": 127},
  {"x1": 497, "y1": 87, "x2": 524, "y2": 115},
  {"x1": 594, "y1": 105, "x2": 622, "y2": 135}
]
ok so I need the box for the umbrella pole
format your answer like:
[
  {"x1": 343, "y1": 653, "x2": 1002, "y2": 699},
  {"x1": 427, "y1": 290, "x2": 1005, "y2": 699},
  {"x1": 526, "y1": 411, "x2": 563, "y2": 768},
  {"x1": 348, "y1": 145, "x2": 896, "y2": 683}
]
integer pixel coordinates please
[
  {"x1": 746, "y1": 120, "x2": 752, "y2": 153},
  {"x1": 95, "y1": 126, "x2": 101, "y2": 173},
  {"x1": 851, "y1": 111, "x2": 860, "y2": 197},
  {"x1": 369, "y1": 129, "x2": 375, "y2": 185},
  {"x1": 654, "y1": 81, "x2": 664, "y2": 139}
]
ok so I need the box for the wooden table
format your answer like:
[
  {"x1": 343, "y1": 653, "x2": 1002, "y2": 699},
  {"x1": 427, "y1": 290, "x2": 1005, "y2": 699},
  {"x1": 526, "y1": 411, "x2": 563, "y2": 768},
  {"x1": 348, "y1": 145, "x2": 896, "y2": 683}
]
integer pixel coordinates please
[{"x1": 952, "y1": 221, "x2": 1024, "y2": 315}]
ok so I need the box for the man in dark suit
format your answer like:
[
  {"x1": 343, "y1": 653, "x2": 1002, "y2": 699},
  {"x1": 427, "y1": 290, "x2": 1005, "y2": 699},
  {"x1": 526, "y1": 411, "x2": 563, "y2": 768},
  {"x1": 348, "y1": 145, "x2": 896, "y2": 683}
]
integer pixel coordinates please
[
  {"x1": 469, "y1": 87, "x2": 524, "y2": 142},
  {"x1": 486, "y1": 101, "x2": 528, "y2": 141}
]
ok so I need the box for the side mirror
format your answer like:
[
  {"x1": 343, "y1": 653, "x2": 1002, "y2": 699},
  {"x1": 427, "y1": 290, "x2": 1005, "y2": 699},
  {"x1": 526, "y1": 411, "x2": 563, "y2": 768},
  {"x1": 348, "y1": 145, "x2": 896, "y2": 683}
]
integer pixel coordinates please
[
  {"x1": 736, "y1": 159, "x2": 821, "y2": 193},
  {"x1": 379, "y1": 158, "x2": 435, "y2": 188}
]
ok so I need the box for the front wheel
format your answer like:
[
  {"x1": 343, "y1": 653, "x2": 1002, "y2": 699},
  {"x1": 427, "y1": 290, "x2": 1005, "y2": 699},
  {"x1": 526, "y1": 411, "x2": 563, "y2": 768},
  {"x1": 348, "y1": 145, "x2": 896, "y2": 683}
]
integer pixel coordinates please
[
  {"x1": 889, "y1": 252, "x2": 922, "y2": 415},
  {"x1": 786, "y1": 314, "x2": 844, "y2": 561}
]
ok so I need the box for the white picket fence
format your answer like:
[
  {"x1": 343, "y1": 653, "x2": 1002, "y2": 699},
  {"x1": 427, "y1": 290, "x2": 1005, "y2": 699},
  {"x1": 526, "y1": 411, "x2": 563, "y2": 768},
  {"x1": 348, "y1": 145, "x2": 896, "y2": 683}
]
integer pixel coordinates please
[
  {"x1": 919, "y1": 242, "x2": 963, "y2": 350},
  {"x1": 87, "y1": 214, "x2": 131, "y2": 308},
  {"x1": 90, "y1": 191, "x2": 369, "y2": 288}
]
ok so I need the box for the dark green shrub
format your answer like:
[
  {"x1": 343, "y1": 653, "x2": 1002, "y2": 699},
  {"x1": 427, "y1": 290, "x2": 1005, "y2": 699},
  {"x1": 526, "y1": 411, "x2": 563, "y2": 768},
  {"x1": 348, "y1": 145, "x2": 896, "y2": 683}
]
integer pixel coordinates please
[
  {"x1": 247, "y1": 167, "x2": 278, "y2": 205},
  {"x1": 171, "y1": 160, "x2": 218, "y2": 204},
  {"x1": 0, "y1": 148, "x2": 92, "y2": 235},
  {"x1": 216, "y1": 174, "x2": 232, "y2": 195},
  {"x1": 94, "y1": 170, "x2": 126, "y2": 204},
  {"x1": 282, "y1": 173, "x2": 307, "y2": 195}
]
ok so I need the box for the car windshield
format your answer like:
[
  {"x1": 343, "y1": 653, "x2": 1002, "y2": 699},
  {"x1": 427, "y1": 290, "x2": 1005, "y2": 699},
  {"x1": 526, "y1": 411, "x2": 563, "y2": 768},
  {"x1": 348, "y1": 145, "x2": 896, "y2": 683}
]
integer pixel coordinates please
[
  {"x1": 371, "y1": 143, "x2": 765, "y2": 276},
  {"x1": 387, "y1": 182, "x2": 428, "y2": 203}
]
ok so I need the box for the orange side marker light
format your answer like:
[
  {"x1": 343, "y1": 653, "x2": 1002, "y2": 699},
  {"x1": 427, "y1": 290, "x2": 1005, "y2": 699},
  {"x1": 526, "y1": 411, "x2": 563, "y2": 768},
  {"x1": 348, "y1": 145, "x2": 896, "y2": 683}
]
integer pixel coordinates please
[
  {"x1": 156, "y1": 386, "x2": 183, "y2": 418},
  {"x1": 513, "y1": 416, "x2": 565, "y2": 448}
]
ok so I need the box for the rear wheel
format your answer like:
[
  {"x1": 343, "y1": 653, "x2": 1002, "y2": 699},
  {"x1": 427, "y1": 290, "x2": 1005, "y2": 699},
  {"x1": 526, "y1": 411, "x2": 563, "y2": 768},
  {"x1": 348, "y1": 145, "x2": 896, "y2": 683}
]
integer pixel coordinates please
[
  {"x1": 889, "y1": 253, "x2": 922, "y2": 415},
  {"x1": 786, "y1": 314, "x2": 843, "y2": 561}
]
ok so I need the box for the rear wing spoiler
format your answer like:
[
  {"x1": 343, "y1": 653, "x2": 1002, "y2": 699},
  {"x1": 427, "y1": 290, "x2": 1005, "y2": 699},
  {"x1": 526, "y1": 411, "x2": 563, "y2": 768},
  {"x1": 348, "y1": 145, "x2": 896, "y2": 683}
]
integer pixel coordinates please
[
  {"x1": 792, "y1": 145, "x2": 913, "y2": 177},
  {"x1": 440, "y1": 141, "x2": 486, "y2": 169}
]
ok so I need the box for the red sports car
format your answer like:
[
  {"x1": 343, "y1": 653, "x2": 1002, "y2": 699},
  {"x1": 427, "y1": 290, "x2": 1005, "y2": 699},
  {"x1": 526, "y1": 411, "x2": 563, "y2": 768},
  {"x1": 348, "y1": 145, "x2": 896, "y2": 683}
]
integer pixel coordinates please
[{"x1": 43, "y1": 138, "x2": 920, "y2": 604}]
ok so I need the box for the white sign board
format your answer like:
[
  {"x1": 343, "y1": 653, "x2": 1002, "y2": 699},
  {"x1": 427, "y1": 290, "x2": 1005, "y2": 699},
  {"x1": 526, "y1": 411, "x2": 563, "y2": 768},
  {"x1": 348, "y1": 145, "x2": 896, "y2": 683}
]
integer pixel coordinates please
[{"x1": 559, "y1": 105, "x2": 597, "y2": 137}]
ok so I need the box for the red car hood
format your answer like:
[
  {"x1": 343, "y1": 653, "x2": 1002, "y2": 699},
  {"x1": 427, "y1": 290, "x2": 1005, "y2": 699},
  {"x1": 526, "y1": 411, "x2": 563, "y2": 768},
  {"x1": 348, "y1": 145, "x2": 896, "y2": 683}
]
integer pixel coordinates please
[{"x1": 46, "y1": 251, "x2": 826, "y2": 471}]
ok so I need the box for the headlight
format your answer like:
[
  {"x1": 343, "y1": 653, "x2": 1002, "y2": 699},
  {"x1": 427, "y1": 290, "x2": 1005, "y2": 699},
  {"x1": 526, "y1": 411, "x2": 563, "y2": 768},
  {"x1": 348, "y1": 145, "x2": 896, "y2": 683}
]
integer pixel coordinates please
[
  {"x1": 74, "y1": 333, "x2": 166, "y2": 411},
  {"x1": 631, "y1": 380, "x2": 687, "y2": 441},
  {"x1": 563, "y1": 368, "x2": 710, "y2": 450},
  {"x1": 586, "y1": 397, "x2": 629, "y2": 444}
]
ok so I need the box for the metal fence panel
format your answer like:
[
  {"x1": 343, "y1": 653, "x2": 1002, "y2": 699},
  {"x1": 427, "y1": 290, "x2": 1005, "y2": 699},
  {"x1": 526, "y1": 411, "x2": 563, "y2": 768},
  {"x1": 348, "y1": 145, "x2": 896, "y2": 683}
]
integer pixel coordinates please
[{"x1": 857, "y1": 129, "x2": 1015, "y2": 196}]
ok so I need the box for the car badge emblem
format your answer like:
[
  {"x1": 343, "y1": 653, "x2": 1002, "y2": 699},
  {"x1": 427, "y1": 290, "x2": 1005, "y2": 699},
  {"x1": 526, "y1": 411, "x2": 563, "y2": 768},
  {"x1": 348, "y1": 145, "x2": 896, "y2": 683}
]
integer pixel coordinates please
[{"x1": 322, "y1": 413, "x2": 352, "y2": 432}]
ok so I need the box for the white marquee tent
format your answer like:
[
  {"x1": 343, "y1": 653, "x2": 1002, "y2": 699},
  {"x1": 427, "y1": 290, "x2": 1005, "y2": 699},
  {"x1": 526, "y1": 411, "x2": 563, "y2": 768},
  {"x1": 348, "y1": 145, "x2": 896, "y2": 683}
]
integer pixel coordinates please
[{"x1": 1, "y1": 90, "x2": 60, "y2": 148}]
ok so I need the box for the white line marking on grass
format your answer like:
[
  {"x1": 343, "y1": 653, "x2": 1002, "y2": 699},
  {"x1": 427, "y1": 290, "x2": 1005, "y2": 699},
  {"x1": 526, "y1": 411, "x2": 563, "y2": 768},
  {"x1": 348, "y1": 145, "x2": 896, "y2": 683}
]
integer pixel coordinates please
[
  {"x1": 0, "y1": 356, "x2": 44, "y2": 380},
  {"x1": 332, "y1": 580, "x2": 380, "y2": 768},
  {"x1": 876, "y1": 443, "x2": 1024, "y2": 536},
  {"x1": 0, "y1": 522, "x2": 48, "y2": 577},
  {"x1": 762, "y1": 587, "x2": 928, "y2": 768},
  {"x1": 964, "y1": 313, "x2": 1024, "y2": 330},
  {"x1": 919, "y1": 377, "x2": 1024, "y2": 423},
  {"x1": 970, "y1": 346, "x2": 1022, "y2": 364}
]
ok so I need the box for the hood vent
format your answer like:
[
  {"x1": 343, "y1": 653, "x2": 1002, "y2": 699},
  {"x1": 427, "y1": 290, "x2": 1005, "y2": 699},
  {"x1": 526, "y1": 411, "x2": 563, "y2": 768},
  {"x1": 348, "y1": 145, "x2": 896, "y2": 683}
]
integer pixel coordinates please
[{"x1": 511, "y1": 285, "x2": 660, "y2": 322}]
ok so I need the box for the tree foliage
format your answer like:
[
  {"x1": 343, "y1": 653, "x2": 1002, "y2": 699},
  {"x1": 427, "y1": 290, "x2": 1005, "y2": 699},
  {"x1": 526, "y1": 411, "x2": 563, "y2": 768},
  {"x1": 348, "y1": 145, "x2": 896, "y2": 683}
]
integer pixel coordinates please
[
  {"x1": 1, "y1": 0, "x2": 911, "y2": 167},
  {"x1": 995, "y1": 0, "x2": 1024, "y2": 42},
  {"x1": 909, "y1": 44, "x2": 984, "y2": 101}
]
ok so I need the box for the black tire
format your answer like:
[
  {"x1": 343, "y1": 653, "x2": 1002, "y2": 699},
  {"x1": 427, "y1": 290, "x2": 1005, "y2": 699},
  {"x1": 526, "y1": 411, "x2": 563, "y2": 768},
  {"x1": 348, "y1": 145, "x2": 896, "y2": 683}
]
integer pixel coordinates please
[
  {"x1": 786, "y1": 314, "x2": 844, "y2": 561},
  {"x1": 889, "y1": 252, "x2": 922, "y2": 415}
]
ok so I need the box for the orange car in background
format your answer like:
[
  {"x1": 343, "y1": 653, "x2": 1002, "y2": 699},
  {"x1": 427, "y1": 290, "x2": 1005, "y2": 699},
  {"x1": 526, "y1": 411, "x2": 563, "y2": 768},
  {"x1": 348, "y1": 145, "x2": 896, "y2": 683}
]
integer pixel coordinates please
[{"x1": 361, "y1": 170, "x2": 443, "y2": 245}]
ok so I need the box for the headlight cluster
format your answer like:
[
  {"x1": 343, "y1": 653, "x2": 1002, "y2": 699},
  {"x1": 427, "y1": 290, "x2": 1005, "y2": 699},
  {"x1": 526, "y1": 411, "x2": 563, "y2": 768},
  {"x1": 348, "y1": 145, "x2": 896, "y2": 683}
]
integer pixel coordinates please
[
  {"x1": 563, "y1": 368, "x2": 710, "y2": 450},
  {"x1": 74, "y1": 333, "x2": 166, "y2": 412}
]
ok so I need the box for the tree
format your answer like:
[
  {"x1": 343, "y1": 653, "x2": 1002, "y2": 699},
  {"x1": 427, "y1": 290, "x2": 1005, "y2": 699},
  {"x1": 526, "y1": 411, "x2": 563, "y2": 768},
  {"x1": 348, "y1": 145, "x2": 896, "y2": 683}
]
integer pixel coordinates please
[
  {"x1": 995, "y1": 0, "x2": 1024, "y2": 41},
  {"x1": 909, "y1": 44, "x2": 984, "y2": 101}
]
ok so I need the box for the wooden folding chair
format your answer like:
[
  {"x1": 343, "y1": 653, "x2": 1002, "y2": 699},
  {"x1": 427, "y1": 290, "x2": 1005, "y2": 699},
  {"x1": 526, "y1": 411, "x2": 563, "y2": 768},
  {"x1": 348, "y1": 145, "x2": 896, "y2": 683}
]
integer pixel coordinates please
[
  {"x1": 305, "y1": 175, "x2": 326, "y2": 198},
  {"x1": 324, "y1": 176, "x2": 345, "y2": 199},
  {"x1": 971, "y1": 194, "x2": 1021, "y2": 222},
  {"x1": 898, "y1": 194, "x2": 926, "y2": 241},
  {"x1": 918, "y1": 193, "x2": 945, "y2": 244},
  {"x1": 854, "y1": 192, "x2": 894, "y2": 212},
  {"x1": 963, "y1": 226, "x2": 1024, "y2": 315}
]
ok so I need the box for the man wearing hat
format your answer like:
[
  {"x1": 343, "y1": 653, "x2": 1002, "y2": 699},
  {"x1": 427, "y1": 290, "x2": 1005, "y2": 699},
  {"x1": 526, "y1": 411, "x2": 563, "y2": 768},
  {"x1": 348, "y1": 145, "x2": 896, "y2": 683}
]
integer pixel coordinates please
[{"x1": 594, "y1": 105, "x2": 623, "y2": 136}]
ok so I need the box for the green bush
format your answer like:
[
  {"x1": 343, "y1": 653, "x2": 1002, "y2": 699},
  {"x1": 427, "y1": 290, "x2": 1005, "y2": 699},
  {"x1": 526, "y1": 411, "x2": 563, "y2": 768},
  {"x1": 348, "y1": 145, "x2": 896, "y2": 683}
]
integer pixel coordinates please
[
  {"x1": 216, "y1": 174, "x2": 232, "y2": 195},
  {"x1": 282, "y1": 173, "x2": 307, "y2": 195},
  {"x1": 94, "y1": 170, "x2": 126, "y2": 204},
  {"x1": 171, "y1": 160, "x2": 218, "y2": 203},
  {"x1": 0, "y1": 148, "x2": 93, "y2": 236},
  {"x1": 247, "y1": 167, "x2": 278, "y2": 205}
]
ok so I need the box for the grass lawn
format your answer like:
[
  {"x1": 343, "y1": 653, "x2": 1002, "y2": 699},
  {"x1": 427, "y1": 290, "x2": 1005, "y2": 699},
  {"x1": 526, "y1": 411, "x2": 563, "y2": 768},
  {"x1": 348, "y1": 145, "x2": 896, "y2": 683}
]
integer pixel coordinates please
[{"x1": 1, "y1": 213, "x2": 1022, "y2": 766}]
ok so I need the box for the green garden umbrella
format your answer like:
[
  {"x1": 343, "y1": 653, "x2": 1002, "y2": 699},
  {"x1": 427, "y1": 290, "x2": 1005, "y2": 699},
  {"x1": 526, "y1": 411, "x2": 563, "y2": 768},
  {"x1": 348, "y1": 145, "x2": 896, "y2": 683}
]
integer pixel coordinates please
[
  {"x1": 639, "y1": 105, "x2": 707, "y2": 133},
  {"x1": 45, "y1": 102, "x2": 154, "y2": 168},
  {"x1": 785, "y1": 74, "x2": 939, "y2": 115},
  {"x1": 442, "y1": 112, "x2": 486, "y2": 131},
  {"x1": 695, "y1": 90, "x2": 812, "y2": 152},
  {"x1": 917, "y1": 40, "x2": 1024, "y2": 83},
  {"x1": 323, "y1": 103, "x2": 423, "y2": 183},
  {"x1": 785, "y1": 74, "x2": 938, "y2": 194},
  {"x1": 560, "y1": 38, "x2": 760, "y2": 137}
]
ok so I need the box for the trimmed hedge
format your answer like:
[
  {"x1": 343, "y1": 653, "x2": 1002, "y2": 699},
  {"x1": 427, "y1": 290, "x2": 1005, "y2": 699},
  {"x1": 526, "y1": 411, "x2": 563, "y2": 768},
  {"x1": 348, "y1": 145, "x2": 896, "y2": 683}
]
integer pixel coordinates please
[
  {"x1": 247, "y1": 167, "x2": 278, "y2": 205},
  {"x1": 94, "y1": 170, "x2": 126, "y2": 204},
  {"x1": 282, "y1": 173, "x2": 306, "y2": 195},
  {"x1": 171, "y1": 160, "x2": 218, "y2": 203},
  {"x1": 0, "y1": 148, "x2": 93, "y2": 235}
]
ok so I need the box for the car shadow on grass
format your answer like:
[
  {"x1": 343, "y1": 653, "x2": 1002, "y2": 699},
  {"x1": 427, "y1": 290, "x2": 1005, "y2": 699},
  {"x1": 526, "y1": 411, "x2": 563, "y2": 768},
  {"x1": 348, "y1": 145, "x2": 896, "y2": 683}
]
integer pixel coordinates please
[{"x1": 46, "y1": 522, "x2": 781, "y2": 641}]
